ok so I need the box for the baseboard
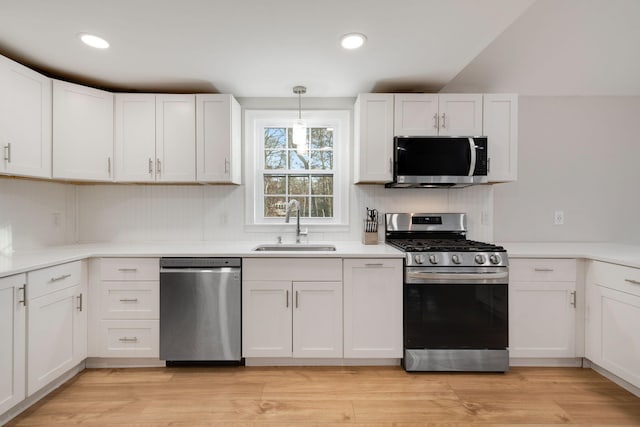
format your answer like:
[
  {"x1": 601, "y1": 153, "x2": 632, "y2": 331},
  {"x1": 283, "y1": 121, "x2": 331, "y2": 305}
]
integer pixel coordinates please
[
  {"x1": 85, "y1": 357, "x2": 165, "y2": 368},
  {"x1": 0, "y1": 362, "x2": 85, "y2": 426},
  {"x1": 509, "y1": 357, "x2": 583, "y2": 367},
  {"x1": 244, "y1": 358, "x2": 401, "y2": 367},
  {"x1": 588, "y1": 360, "x2": 640, "y2": 398}
]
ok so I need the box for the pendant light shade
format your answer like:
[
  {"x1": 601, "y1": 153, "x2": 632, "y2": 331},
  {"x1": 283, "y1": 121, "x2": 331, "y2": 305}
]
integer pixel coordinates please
[{"x1": 292, "y1": 86, "x2": 307, "y2": 153}]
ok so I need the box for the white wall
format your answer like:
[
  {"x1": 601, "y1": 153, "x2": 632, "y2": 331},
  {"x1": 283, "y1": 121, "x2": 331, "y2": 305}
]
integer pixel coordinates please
[
  {"x1": 493, "y1": 96, "x2": 640, "y2": 243},
  {"x1": 0, "y1": 178, "x2": 76, "y2": 252}
]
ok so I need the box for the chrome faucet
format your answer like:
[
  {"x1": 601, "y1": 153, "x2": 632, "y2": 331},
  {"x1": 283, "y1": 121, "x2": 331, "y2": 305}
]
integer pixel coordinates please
[{"x1": 285, "y1": 199, "x2": 308, "y2": 243}]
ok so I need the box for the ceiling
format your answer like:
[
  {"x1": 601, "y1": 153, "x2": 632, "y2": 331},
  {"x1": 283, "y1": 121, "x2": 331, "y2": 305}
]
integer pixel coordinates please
[{"x1": 0, "y1": 0, "x2": 535, "y2": 97}]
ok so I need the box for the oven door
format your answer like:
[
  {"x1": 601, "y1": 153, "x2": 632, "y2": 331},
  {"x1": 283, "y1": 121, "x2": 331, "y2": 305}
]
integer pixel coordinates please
[{"x1": 404, "y1": 267, "x2": 508, "y2": 350}]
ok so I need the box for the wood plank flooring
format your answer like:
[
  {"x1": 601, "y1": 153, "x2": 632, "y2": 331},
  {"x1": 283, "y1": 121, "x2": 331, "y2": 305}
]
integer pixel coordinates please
[{"x1": 6, "y1": 366, "x2": 640, "y2": 426}]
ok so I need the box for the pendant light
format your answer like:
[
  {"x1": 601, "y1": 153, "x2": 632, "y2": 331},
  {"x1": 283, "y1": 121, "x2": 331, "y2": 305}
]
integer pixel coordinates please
[{"x1": 292, "y1": 86, "x2": 307, "y2": 154}]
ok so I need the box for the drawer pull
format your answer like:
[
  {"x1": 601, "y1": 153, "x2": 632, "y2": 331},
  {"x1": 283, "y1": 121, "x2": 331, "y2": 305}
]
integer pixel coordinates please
[
  {"x1": 365, "y1": 263, "x2": 384, "y2": 267},
  {"x1": 117, "y1": 268, "x2": 138, "y2": 272},
  {"x1": 119, "y1": 298, "x2": 139, "y2": 303},
  {"x1": 625, "y1": 279, "x2": 640, "y2": 285},
  {"x1": 50, "y1": 274, "x2": 71, "y2": 282},
  {"x1": 533, "y1": 268, "x2": 554, "y2": 272},
  {"x1": 119, "y1": 337, "x2": 139, "y2": 343}
]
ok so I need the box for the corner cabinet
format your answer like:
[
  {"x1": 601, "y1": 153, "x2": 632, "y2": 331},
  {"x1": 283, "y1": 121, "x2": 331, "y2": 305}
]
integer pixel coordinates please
[
  {"x1": 483, "y1": 94, "x2": 518, "y2": 182},
  {"x1": 343, "y1": 259, "x2": 403, "y2": 358},
  {"x1": 0, "y1": 274, "x2": 26, "y2": 414},
  {"x1": 242, "y1": 258, "x2": 343, "y2": 358},
  {"x1": 585, "y1": 261, "x2": 640, "y2": 388},
  {"x1": 196, "y1": 94, "x2": 241, "y2": 184},
  {"x1": 353, "y1": 94, "x2": 394, "y2": 183},
  {"x1": 114, "y1": 94, "x2": 195, "y2": 182},
  {"x1": 52, "y1": 80, "x2": 114, "y2": 181},
  {"x1": 0, "y1": 55, "x2": 52, "y2": 179},
  {"x1": 509, "y1": 259, "x2": 578, "y2": 359}
]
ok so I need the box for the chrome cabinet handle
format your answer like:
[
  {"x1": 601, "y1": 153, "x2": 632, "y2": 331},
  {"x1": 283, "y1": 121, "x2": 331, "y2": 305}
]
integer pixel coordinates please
[
  {"x1": 119, "y1": 298, "x2": 139, "y2": 303},
  {"x1": 18, "y1": 284, "x2": 27, "y2": 306},
  {"x1": 4, "y1": 143, "x2": 10, "y2": 162},
  {"x1": 148, "y1": 158, "x2": 153, "y2": 175},
  {"x1": 295, "y1": 290, "x2": 299, "y2": 308},
  {"x1": 77, "y1": 293, "x2": 83, "y2": 312},
  {"x1": 365, "y1": 263, "x2": 384, "y2": 267},
  {"x1": 118, "y1": 268, "x2": 138, "y2": 272},
  {"x1": 388, "y1": 158, "x2": 392, "y2": 173},
  {"x1": 156, "y1": 158, "x2": 161, "y2": 175},
  {"x1": 224, "y1": 158, "x2": 229, "y2": 174},
  {"x1": 107, "y1": 157, "x2": 112, "y2": 175},
  {"x1": 487, "y1": 157, "x2": 491, "y2": 173},
  {"x1": 570, "y1": 291, "x2": 576, "y2": 308},
  {"x1": 433, "y1": 113, "x2": 439, "y2": 129},
  {"x1": 534, "y1": 268, "x2": 554, "y2": 272},
  {"x1": 119, "y1": 337, "x2": 138, "y2": 343},
  {"x1": 440, "y1": 113, "x2": 446, "y2": 129},
  {"x1": 285, "y1": 289, "x2": 289, "y2": 308},
  {"x1": 50, "y1": 274, "x2": 71, "y2": 282},
  {"x1": 625, "y1": 279, "x2": 640, "y2": 285}
]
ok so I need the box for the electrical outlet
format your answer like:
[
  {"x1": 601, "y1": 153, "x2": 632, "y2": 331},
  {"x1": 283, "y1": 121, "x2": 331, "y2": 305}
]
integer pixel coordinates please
[
  {"x1": 52, "y1": 212, "x2": 61, "y2": 227},
  {"x1": 481, "y1": 211, "x2": 490, "y2": 225},
  {"x1": 554, "y1": 210, "x2": 564, "y2": 225}
]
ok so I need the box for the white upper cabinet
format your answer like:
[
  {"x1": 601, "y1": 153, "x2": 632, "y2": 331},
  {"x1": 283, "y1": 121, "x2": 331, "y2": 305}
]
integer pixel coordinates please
[
  {"x1": 353, "y1": 93, "x2": 394, "y2": 183},
  {"x1": 114, "y1": 94, "x2": 195, "y2": 182},
  {"x1": 0, "y1": 55, "x2": 52, "y2": 178},
  {"x1": 52, "y1": 80, "x2": 114, "y2": 181},
  {"x1": 196, "y1": 94, "x2": 241, "y2": 184},
  {"x1": 483, "y1": 94, "x2": 518, "y2": 182},
  {"x1": 393, "y1": 94, "x2": 483, "y2": 136}
]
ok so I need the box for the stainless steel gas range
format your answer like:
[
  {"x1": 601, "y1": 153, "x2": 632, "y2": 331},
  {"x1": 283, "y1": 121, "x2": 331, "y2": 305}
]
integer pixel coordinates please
[{"x1": 385, "y1": 213, "x2": 509, "y2": 372}]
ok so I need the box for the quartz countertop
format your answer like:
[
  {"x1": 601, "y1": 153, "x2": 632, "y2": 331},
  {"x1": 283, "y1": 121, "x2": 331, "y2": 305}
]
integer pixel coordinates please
[{"x1": 0, "y1": 240, "x2": 405, "y2": 278}]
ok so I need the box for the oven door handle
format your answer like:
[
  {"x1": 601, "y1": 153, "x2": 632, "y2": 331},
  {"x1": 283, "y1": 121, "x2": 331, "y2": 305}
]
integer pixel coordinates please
[{"x1": 406, "y1": 271, "x2": 509, "y2": 281}]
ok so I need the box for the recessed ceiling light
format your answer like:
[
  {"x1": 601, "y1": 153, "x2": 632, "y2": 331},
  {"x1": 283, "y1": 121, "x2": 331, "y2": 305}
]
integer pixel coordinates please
[
  {"x1": 340, "y1": 33, "x2": 366, "y2": 50},
  {"x1": 79, "y1": 33, "x2": 109, "y2": 49}
]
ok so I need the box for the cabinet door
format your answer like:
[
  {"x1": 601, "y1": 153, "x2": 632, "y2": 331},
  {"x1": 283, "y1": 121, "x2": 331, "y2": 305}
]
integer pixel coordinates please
[
  {"x1": 353, "y1": 94, "x2": 394, "y2": 183},
  {"x1": 155, "y1": 94, "x2": 195, "y2": 182},
  {"x1": 484, "y1": 94, "x2": 518, "y2": 182},
  {"x1": 0, "y1": 274, "x2": 26, "y2": 414},
  {"x1": 114, "y1": 93, "x2": 156, "y2": 182},
  {"x1": 343, "y1": 259, "x2": 403, "y2": 358},
  {"x1": 292, "y1": 282, "x2": 342, "y2": 358},
  {"x1": 196, "y1": 94, "x2": 241, "y2": 183},
  {"x1": 394, "y1": 94, "x2": 438, "y2": 136},
  {"x1": 242, "y1": 281, "x2": 292, "y2": 357},
  {"x1": 0, "y1": 55, "x2": 52, "y2": 178},
  {"x1": 52, "y1": 80, "x2": 114, "y2": 181},
  {"x1": 27, "y1": 286, "x2": 78, "y2": 396},
  {"x1": 437, "y1": 94, "x2": 483, "y2": 136},
  {"x1": 509, "y1": 282, "x2": 576, "y2": 358}
]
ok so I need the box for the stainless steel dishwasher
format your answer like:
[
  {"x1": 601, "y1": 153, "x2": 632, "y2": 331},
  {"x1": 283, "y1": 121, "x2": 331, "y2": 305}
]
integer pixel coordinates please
[{"x1": 159, "y1": 257, "x2": 242, "y2": 364}]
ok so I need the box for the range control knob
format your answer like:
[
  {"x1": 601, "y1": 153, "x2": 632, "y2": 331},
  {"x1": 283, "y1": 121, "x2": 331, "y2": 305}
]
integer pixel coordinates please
[
  {"x1": 451, "y1": 254, "x2": 461, "y2": 264},
  {"x1": 489, "y1": 254, "x2": 502, "y2": 265},
  {"x1": 474, "y1": 254, "x2": 487, "y2": 264},
  {"x1": 413, "y1": 254, "x2": 425, "y2": 265},
  {"x1": 428, "y1": 254, "x2": 439, "y2": 265}
]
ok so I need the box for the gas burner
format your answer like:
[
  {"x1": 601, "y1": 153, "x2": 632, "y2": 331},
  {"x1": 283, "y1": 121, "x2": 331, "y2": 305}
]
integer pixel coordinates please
[{"x1": 387, "y1": 238, "x2": 504, "y2": 253}]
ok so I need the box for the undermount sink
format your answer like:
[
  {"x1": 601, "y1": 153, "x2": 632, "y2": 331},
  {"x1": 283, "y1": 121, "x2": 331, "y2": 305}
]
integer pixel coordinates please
[{"x1": 253, "y1": 243, "x2": 337, "y2": 252}]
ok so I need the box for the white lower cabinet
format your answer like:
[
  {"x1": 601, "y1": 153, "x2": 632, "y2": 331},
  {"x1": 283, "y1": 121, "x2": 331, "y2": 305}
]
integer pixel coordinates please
[
  {"x1": 509, "y1": 259, "x2": 578, "y2": 358},
  {"x1": 242, "y1": 258, "x2": 343, "y2": 358},
  {"x1": 586, "y1": 261, "x2": 640, "y2": 388},
  {"x1": 343, "y1": 259, "x2": 403, "y2": 358},
  {"x1": 26, "y1": 261, "x2": 86, "y2": 396},
  {"x1": 0, "y1": 274, "x2": 26, "y2": 414}
]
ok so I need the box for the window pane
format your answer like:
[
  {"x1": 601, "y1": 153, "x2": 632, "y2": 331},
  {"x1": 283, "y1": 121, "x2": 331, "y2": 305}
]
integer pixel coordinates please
[
  {"x1": 310, "y1": 150, "x2": 333, "y2": 170},
  {"x1": 265, "y1": 128, "x2": 286, "y2": 149},
  {"x1": 264, "y1": 196, "x2": 287, "y2": 217},
  {"x1": 310, "y1": 128, "x2": 333, "y2": 150},
  {"x1": 311, "y1": 175, "x2": 333, "y2": 195},
  {"x1": 311, "y1": 197, "x2": 333, "y2": 217},
  {"x1": 289, "y1": 175, "x2": 309, "y2": 195},
  {"x1": 264, "y1": 175, "x2": 286, "y2": 194},
  {"x1": 265, "y1": 150, "x2": 286, "y2": 169},
  {"x1": 289, "y1": 150, "x2": 309, "y2": 170}
]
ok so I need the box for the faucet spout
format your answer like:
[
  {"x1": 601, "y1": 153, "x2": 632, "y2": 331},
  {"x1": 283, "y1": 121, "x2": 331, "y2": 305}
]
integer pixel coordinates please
[{"x1": 284, "y1": 199, "x2": 306, "y2": 243}]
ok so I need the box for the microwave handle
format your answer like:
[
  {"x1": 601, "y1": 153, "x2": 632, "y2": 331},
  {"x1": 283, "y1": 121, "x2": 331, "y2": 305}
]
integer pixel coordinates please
[{"x1": 467, "y1": 138, "x2": 476, "y2": 176}]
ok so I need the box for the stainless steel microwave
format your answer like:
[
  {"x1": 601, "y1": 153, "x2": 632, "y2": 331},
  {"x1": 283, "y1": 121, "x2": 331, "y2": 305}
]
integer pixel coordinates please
[{"x1": 385, "y1": 136, "x2": 488, "y2": 188}]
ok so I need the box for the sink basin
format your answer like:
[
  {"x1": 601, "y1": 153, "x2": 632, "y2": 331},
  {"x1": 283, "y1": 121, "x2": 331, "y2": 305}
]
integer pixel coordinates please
[{"x1": 253, "y1": 243, "x2": 337, "y2": 252}]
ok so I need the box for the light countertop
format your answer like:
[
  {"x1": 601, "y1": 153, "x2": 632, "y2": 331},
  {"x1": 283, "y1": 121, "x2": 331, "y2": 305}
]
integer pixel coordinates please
[{"x1": 0, "y1": 241, "x2": 404, "y2": 278}]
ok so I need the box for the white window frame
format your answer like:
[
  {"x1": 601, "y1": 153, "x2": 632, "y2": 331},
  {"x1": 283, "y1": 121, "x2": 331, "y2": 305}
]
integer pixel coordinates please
[{"x1": 244, "y1": 109, "x2": 350, "y2": 229}]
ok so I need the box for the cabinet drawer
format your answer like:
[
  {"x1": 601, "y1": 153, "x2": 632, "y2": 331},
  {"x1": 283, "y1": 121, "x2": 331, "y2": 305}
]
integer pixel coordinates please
[
  {"x1": 243, "y1": 258, "x2": 342, "y2": 281},
  {"x1": 101, "y1": 258, "x2": 159, "y2": 281},
  {"x1": 589, "y1": 261, "x2": 640, "y2": 297},
  {"x1": 100, "y1": 281, "x2": 159, "y2": 319},
  {"x1": 27, "y1": 261, "x2": 81, "y2": 299},
  {"x1": 97, "y1": 320, "x2": 159, "y2": 358},
  {"x1": 510, "y1": 259, "x2": 577, "y2": 282}
]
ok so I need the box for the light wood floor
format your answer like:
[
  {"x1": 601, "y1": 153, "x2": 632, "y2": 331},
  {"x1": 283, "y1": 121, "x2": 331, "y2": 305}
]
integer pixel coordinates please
[{"x1": 7, "y1": 366, "x2": 640, "y2": 426}]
